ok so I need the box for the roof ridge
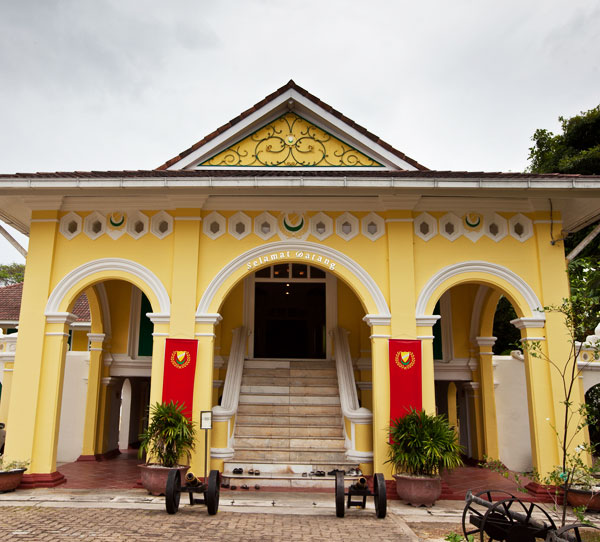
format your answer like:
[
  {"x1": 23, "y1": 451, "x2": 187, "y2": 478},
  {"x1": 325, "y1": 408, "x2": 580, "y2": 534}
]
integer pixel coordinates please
[{"x1": 155, "y1": 81, "x2": 428, "y2": 171}]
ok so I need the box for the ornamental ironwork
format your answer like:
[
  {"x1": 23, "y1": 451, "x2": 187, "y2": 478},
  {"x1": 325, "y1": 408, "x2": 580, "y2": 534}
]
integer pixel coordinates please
[{"x1": 200, "y1": 113, "x2": 382, "y2": 167}]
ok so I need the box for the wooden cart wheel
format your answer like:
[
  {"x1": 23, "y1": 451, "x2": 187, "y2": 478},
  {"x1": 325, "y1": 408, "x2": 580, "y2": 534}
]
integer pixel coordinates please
[
  {"x1": 373, "y1": 473, "x2": 387, "y2": 519},
  {"x1": 335, "y1": 471, "x2": 345, "y2": 518},
  {"x1": 165, "y1": 468, "x2": 182, "y2": 515},
  {"x1": 480, "y1": 498, "x2": 556, "y2": 542},
  {"x1": 548, "y1": 523, "x2": 600, "y2": 542},
  {"x1": 462, "y1": 490, "x2": 517, "y2": 541},
  {"x1": 205, "y1": 470, "x2": 221, "y2": 515}
]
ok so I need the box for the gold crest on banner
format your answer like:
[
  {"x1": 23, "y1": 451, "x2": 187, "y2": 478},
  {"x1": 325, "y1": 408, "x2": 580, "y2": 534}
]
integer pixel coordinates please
[
  {"x1": 395, "y1": 350, "x2": 415, "y2": 370},
  {"x1": 170, "y1": 350, "x2": 191, "y2": 370}
]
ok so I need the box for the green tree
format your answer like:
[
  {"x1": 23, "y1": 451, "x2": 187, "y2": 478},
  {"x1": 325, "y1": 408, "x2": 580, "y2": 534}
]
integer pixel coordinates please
[
  {"x1": 527, "y1": 105, "x2": 600, "y2": 176},
  {"x1": 0, "y1": 263, "x2": 24, "y2": 286},
  {"x1": 527, "y1": 105, "x2": 600, "y2": 336}
]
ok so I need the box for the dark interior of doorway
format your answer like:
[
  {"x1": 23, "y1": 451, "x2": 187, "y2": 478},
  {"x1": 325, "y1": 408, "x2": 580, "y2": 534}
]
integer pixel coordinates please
[{"x1": 254, "y1": 282, "x2": 326, "y2": 359}]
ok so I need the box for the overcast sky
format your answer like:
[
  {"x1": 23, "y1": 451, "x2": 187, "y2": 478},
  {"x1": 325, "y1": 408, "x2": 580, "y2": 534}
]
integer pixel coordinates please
[{"x1": 0, "y1": 0, "x2": 598, "y2": 264}]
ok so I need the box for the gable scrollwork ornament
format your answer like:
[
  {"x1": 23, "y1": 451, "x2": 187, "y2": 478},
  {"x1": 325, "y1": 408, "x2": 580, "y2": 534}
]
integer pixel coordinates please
[{"x1": 201, "y1": 113, "x2": 382, "y2": 167}]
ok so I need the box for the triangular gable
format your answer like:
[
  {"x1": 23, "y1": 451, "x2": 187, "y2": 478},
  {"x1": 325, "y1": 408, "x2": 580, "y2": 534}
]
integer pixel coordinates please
[
  {"x1": 200, "y1": 112, "x2": 383, "y2": 167},
  {"x1": 157, "y1": 80, "x2": 427, "y2": 171}
]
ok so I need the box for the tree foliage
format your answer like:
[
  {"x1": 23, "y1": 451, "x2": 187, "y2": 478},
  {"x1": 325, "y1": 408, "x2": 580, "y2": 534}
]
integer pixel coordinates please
[
  {"x1": 0, "y1": 263, "x2": 24, "y2": 286},
  {"x1": 527, "y1": 105, "x2": 600, "y2": 175}
]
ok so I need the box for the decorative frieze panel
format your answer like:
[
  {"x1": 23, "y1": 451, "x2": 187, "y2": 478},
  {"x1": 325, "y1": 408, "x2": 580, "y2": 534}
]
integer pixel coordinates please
[
  {"x1": 59, "y1": 212, "x2": 82, "y2": 240},
  {"x1": 203, "y1": 211, "x2": 226, "y2": 240},
  {"x1": 414, "y1": 212, "x2": 535, "y2": 243}
]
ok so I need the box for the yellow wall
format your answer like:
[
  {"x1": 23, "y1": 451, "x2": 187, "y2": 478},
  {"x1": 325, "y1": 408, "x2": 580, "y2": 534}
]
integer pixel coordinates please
[
  {"x1": 70, "y1": 330, "x2": 89, "y2": 352},
  {"x1": 104, "y1": 281, "x2": 132, "y2": 353},
  {"x1": 337, "y1": 280, "x2": 364, "y2": 359},
  {"x1": 218, "y1": 280, "x2": 244, "y2": 358}
]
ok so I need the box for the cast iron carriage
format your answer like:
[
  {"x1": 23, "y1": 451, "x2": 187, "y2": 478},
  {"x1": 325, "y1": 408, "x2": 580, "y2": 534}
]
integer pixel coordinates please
[
  {"x1": 334, "y1": 471, "x2": 387, "y2": 518},
  {"x1": 164, "y1": 469, "x2": 221, "y2": 515}
]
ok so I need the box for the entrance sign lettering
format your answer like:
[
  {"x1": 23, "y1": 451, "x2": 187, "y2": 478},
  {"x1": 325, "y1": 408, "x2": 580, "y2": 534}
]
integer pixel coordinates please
[{"x1": 245, "y1": 250, "x2": 337, "y2": 271}]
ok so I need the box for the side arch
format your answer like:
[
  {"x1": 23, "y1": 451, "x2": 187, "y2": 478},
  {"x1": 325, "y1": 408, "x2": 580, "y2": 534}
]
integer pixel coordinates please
[
  {"x1": 196, "y1": 240, "x2": 391, "y2": 322},
  {"x1": 416, "y1": 261, "x2": 544, "y2": 322},
  {"x1": 45, "y1": 258, "x2": 170, "y2": 317}
]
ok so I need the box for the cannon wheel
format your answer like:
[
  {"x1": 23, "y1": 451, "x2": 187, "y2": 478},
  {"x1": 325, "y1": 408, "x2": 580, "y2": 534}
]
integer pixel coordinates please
[
  {"x1": 549, "y1": 523, "x2": 600, "y2": 542},
  {"x1": 205, "y1": 470, "x2": 221, "y2": 515},
  {"x1": 480, "y1": 498, "x2": 556, "y2": 542},
  {"x1": 461, "y1": 490, "x2": 517, "y2": 540},
  {"x1": 165, "y1": 469, "x2": 182, "y2": 515},
  {"x1": 373, "y1": 473, "x2": 387, "y2": 519},
  {"x1": 335, "y1": 471, "x2": 345, "y2": 518}
]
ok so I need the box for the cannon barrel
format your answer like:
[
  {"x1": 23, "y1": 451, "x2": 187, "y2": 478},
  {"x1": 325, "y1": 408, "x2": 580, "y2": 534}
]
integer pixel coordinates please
[
  {"x1": 185, "y1": 472, "x2": 201, "y2": 487},
  {"x1": 465, "y1": 491, "x2": 549, "y2": 532}
]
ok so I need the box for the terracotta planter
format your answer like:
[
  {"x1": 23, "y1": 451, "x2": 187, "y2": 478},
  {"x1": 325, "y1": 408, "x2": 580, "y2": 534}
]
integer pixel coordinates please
[
  {"x1": 0, "y1": 469, "x2": 26, "y2": 493},
  {"x1": 393, "y1": 473, "x2": 442, "y2": 507},
  {"x1": 138, "y1": 464, "x2": 189, "y2": 496},
  {"x1": 566, "y1": 488, "x2": 600, "y2": 512}
]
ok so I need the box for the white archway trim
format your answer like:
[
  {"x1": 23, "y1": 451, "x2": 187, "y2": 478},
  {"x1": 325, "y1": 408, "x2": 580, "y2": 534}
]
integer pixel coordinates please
[
  {"x1": 416, "y1": 261, "x2": 545, "y2": 320},
  {"x1": 196, "y1": 240, "x2": 391, "y2": 319},
  {"x1": 469, "y1": 285, "x2": 491, "y2": 343},
  {"x1": 45, "y1": 258, "x2": 171, "y2": 316}
]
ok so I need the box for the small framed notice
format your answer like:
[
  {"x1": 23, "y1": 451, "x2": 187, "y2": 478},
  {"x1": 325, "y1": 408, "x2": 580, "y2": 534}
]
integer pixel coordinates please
[{"x1": 200, "y1": 410, "x2": 213, "y2": 430}]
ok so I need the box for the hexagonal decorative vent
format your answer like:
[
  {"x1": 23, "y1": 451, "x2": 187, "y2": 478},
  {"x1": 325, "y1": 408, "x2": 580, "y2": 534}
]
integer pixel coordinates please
[
  {"x1": 203, "y1": 211, "x2": 226, "y2": 240},
  {"x1": 310, "y1": 212, "x2": 333, "y2": 241},
  {"x1": 83, "y1": 211, "x2": 107, "y2": 240},
  {"x1": 439, "y1": 213, "x2": 462, "y2": 242},
  {"x1": 228, "y1": 212, "x2": 251, "y2": 240},
  {"x1": 59, "y1": 212, "x2": 83, "y2": 240},
  {"x1": 254, "y1": 212, "x2": 277, "y2": 240},
  {"x1": 484, "y1": 213, "x2": 508, "y2": 242},
  {"x1": 414, "y1": 213, "x2": 437, "y2": 241},
  {"x1": 126, "y1": 211, "x2": 149, "y2": 240},
  {"x1": 150, "y1": 211, "x2": 173, "y2": 239},
  {"x1": 335, "y1": 212, "x2": 359, "y2": 241},
  {"x1": 361, "y1": 212, "x2": 385, "y2": 241},
  {"x1": 509, "y1": 214, "x2": 533, "y2": 242}
]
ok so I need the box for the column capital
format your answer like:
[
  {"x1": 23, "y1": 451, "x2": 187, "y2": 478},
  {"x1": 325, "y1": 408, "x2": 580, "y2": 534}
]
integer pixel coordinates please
[
  {"x1": 510, "y1": 317, "x2": 545, "y2": 330},
  {"x1": 363, "y1": 314, "x2": 391, "y2": 327},
  {"x1": 147, "y1": 312, "x2": 171, "y2": 324},
  {"x1": 87, "y1": 333, "x2": 106, "y2": 343},
  {"x1": 416, "y1": 315, "x2": 441, "y2": 327},
  {"x1": 195, "y1": 313, "x2": 223, "y2": 325},
  {"x1": 45, "y1": 312, "x2": 78, "y2": 324},
  {"x1": 476, "y1": 336, "x2": 497, "y2": 347}
]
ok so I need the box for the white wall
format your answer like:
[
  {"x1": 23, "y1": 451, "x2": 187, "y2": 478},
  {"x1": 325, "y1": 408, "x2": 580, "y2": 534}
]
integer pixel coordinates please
[
  {"x1": 494, "y1": 354, "x2": 532, "y2": 472},
  {"x1": 56, "y1": 351, "x2": 89, "y2": 463}
]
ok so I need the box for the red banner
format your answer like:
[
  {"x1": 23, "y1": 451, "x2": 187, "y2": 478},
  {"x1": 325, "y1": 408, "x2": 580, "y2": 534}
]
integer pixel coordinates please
[
  {"x1": 389, "y1": 339, "x2": 422, "y2": 425},
  {"x1": 162, "y1": 338, "x2": 198, "y2": 419}
]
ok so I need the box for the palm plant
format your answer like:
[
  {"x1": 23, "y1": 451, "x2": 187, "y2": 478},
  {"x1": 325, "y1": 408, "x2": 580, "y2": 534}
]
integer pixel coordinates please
[
  {"x1": 138, "y1": 401, "x2": 196, "y2": 468},
  {"x1": 387, "y1": 408, "x2": 463, "y2": 477}
]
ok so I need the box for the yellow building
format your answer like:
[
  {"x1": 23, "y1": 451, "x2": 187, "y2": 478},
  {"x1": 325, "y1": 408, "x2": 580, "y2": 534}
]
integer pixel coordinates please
[{"x1": 0, "y1": 80, "x2": 599, "y2": 487}]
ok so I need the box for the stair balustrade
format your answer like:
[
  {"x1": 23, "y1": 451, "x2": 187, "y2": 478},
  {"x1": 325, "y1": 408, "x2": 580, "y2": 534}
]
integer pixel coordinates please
[
  {"x1": 210, "y1": 326, "x2": 247, "y2": 460},
  {"x1": 331, "y1": 327, "x2": 373, "y2": 463}
]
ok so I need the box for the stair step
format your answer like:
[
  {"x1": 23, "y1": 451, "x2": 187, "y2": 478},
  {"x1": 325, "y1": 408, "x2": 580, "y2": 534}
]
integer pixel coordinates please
[
  {"x1": 236, "y1": 415, "x2": 342, "y2": 426},
  {"x1": 240, "y1": 385, "x2": 339, "y2": 395},
  {"x1": 237, "y1": 404, "x2": 341, "y2": 415},
  {"x1": 223, "y1": 461, "x2": 359, "y2": 474},
  {"x1": 242, "y1": 376, "x2": 338, "y2": 386},
  {"x1": 235, "y1": 436, "x2": 345, "y2": 449},
  {"x1": 239, "y1": 394, "x2": 340, "y2": 405},
  {"x1": 236, "y1": 425, "x2": 343, "y2": 438},
  {"x1": 221, "y1": 474, "x2": 360, "y2": 489},
  {"x1": 233, "y1": 449, "x2": 348, "y2": 462}
]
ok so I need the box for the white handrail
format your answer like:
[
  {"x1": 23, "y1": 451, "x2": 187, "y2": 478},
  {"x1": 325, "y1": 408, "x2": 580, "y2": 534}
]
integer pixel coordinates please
[
  {"x1": 332, "y1": 327, "x2": 373, "y2": 424},
  {"x1": 212, "y1": 326, "x2": 247, "y2": 422}
]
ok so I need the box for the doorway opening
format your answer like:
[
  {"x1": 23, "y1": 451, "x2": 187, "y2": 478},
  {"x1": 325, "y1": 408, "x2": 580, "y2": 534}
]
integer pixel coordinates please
[{"x1": 253, "y1": 264, "x2": 327, "y2": 359}]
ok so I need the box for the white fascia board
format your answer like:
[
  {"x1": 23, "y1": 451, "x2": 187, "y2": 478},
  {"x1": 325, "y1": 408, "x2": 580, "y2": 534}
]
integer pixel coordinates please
[{"x1": 167, "y1": 88, "x2": 417, "y2": 171}]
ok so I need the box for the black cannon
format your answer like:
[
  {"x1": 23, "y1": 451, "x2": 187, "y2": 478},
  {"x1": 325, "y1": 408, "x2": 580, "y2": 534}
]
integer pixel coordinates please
[
  {"x1": 334, "y1": 472, "x2": 387, "y2": 518},
  {"x1": 462, "y1": 489, "x2": 600, "y2": 542},
  {"x1": 164, "y1": 469, "x2": 221, "y2": 515}
]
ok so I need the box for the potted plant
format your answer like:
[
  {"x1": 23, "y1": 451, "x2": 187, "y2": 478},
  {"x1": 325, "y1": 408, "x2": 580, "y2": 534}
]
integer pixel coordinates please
[
  {"x1": 387, "y1": 408, "x2": 463, "y2": 506},
  {"x1": 138, "y1": 401, "x2": 196, "y2": 495},
  {"x1": 0, "y1": 457, "x2": 29, "y2": 493}
]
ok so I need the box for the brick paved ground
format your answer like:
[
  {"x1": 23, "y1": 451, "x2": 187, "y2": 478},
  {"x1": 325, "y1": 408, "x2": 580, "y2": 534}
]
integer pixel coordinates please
[{"x1": 0, "y1": 506, "x2": 415, "y2": 542}]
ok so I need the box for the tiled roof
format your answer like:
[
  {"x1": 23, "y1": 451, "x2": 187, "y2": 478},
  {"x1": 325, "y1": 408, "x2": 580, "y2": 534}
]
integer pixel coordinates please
[
  {"x1": 0, "y1": 283, "x2": 90, "y2": 323},
  {"x1": 154, "y1": 80, "x2": 429, "y2": 172},
  {"x1": 0, "y1": 169, "x2": 598, "y2": 180}
]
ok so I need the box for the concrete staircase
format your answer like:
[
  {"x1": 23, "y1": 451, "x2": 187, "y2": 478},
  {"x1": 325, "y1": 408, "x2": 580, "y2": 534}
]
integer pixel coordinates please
[{"x1": 223, "y1": 359, "x2": 359, "y2": 488}]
